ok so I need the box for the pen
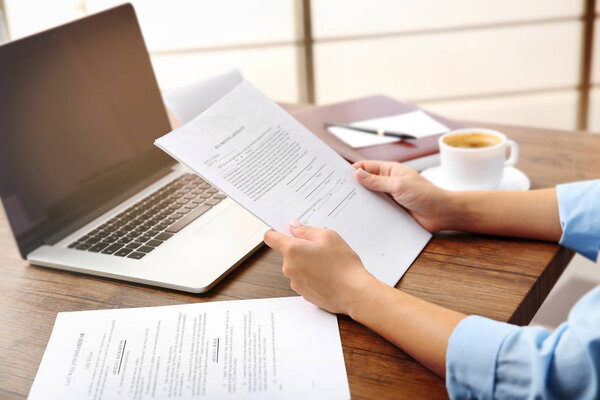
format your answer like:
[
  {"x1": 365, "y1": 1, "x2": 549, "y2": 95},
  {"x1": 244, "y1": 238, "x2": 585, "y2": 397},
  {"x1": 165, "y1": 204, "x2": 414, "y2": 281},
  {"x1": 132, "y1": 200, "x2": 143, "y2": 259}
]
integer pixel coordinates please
[{"x1": 324, "y1": 122, "x2": 417, "y2": 140}]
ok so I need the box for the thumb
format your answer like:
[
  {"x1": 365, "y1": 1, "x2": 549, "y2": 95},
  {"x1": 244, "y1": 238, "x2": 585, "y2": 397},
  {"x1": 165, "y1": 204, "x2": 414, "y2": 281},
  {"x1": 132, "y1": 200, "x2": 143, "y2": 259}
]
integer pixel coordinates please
[
  {"x1": 289, "y1": 219, "x2": 322, "y2": 241},
  {"x1": 355, "y1": 168, "x2": 399, "y2": 194}
]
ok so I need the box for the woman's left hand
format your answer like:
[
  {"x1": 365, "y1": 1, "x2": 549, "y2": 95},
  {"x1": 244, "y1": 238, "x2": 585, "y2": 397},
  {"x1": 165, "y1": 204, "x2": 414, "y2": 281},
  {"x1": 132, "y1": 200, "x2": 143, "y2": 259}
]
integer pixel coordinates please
[{"x1": 263, "y1": 220, "x2": 377, "y2": 315}]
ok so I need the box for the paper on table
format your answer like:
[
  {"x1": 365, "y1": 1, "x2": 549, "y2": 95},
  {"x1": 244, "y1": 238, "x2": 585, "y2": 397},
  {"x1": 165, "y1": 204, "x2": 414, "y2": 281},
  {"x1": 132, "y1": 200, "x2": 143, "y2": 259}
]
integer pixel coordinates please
[
  {"x1": 327, "y1": 110, "x2": 449, "y2": 148},
  {"x1": 162, "y1": 69, "x2": 243, "y2": 125},
  {"x1": 155, "y1": 81, "x2": 431, "y2": 286},
  {"x1": 29, "y1": 297, "x2": 350, "y2": 400}
]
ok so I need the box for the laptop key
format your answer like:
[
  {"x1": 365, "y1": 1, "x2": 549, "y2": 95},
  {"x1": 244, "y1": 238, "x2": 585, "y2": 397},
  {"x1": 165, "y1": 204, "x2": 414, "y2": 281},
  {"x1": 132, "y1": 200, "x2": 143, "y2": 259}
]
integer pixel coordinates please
[
  {"x1": 115, "y1": 248, "x2": 132, "y2": 257},
  {"x1": 106, "y1": 235, "x2": 120, "y2": 243},
  {"x1": 75, "y1": 242, "x2": 92, "y2": 250},
  {"x1": 89, "y1": 242, "x2": 110, "y2": 252},
  {"x1": 166, "y1": 205, "x2": 212, "y2": 233},
  {"x1": 102, "y1": 243, "x2": 122, "y2": 255},
  {"x1": 137, "y1": 245, "x2": 154, "y2": 253},
  {"x1": 204, "y1": 198, "x2": 221, "y2": 206},
  {"x1": 127, "y1": 252, "x2": 146, "y2": 259},
  {"x1": 105, "y1": 225, "x2": 119, "y2": 233},
  {"x1": 155, "y1": 232, "x2": 173, "y2": 241},
  {"x1": 146, "y1": 239, "x2": 163, "y2": 247},
  {"x1": 126, "y1": 242, "x2": 143, "y2": 249},
  {"x1": 68, "y1": 241, "x2": 79, "y2": 248}
]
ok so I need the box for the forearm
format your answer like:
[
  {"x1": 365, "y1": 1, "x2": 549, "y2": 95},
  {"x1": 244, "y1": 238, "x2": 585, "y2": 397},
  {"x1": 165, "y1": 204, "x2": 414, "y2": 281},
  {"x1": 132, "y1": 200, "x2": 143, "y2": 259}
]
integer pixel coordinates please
[
  {"x1": 349, "y1": 278, "x2": 466, "y2": 378},
  {"x1": 444, "y1": 188, "x2": 562, "y2": 241}
]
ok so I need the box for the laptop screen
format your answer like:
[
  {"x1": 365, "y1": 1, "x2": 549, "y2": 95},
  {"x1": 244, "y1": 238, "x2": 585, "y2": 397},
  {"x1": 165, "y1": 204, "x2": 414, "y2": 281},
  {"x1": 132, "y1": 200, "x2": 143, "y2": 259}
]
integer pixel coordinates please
[{"x1": 0, "y1": 4, "x2": 174, "y2": 256}]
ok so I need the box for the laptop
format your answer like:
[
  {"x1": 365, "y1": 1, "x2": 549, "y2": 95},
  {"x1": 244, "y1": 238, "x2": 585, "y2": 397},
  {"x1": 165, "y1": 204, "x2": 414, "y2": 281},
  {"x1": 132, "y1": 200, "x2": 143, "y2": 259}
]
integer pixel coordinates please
[{"x1": 0, "y1": 4, "x2": 268, "y2": 293}]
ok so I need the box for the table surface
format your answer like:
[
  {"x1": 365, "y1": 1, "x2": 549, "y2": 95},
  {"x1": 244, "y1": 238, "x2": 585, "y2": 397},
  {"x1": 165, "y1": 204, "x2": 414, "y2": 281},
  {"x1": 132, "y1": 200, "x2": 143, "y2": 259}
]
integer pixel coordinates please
[{"x1": 1, "y1": 117, "x2": 599, "y2": 399}]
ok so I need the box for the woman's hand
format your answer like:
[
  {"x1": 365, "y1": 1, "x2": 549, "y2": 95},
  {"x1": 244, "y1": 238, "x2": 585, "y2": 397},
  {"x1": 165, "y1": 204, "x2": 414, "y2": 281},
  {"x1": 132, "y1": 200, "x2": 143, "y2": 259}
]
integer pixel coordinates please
[
  {"x1": 263, "y1": 220, "x2": 378, "y2": 315},
  {"x1": 353, "y1": 160, "x2": 562, "y2": 240},
  {"x1": 264, "y1": 219, "x2": 465, "y2": 378},
  {"x1": 353, "y1": 160, "x2": 453, "y2": 232}
]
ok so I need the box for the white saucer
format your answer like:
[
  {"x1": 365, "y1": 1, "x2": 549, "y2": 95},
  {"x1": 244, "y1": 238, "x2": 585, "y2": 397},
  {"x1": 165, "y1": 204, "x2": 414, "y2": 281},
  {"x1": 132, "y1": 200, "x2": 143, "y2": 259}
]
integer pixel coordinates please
[{"x1": 420, "y1": 166, "x2": 531, "y2": 191}]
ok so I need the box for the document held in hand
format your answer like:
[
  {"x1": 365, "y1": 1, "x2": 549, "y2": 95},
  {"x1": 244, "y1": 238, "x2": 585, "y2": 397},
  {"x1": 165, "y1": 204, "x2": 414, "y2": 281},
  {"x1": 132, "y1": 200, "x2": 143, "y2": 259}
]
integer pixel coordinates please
[
  {"x1": 155, "y1": 82, "x2": 431, "y2": 286},
  {"x1": 29, "y1": 297, "x2": 350, "y2": 400}
]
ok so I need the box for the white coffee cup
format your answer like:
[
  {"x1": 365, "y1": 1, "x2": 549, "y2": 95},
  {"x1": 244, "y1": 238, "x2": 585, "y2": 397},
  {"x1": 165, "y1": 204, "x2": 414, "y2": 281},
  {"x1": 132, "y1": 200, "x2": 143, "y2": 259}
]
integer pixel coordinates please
[{"x1": 438, "y1": 128, "x2": 519, "y2": 190}]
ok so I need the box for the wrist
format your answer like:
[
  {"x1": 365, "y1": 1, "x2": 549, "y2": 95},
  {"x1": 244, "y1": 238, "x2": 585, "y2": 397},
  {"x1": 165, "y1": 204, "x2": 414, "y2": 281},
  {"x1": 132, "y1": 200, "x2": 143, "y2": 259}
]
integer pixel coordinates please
[
  {"x1": 442, "y1": 191, "x2": 481, "y2": 231},
  {"x1": 439, "y1": 190, "x2": 471, "y2": 231},
  {"x1": 346, "y1": 276, "x2": 386, "y2": 321}
]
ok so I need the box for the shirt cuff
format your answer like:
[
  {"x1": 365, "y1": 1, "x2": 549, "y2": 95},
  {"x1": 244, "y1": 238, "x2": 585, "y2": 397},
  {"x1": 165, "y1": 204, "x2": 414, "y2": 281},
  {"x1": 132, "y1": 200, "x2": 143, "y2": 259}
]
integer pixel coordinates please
[
  {"x1": 556, "y1": 180, "x2": 600, "y2": 261},
  {"x1": 446, "y1": 315, "x2": 518, "y2": 400}
]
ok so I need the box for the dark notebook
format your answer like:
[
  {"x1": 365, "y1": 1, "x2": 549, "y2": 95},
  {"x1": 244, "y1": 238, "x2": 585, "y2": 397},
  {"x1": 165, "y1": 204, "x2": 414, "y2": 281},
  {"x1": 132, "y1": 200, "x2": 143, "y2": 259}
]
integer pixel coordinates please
[{"x1": 291, "y1": 95, "x2": 465, "y2": 163}]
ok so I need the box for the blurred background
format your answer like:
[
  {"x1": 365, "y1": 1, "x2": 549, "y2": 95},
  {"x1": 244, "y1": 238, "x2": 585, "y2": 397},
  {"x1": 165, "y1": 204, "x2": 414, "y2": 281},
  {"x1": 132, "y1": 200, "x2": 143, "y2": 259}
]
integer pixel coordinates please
[
  {"x1": 3, "y1": 0, "x2": 600, "y2": 131},
  {"x1": 0, "y1": 0, "x2": 598, "y2": 327}
]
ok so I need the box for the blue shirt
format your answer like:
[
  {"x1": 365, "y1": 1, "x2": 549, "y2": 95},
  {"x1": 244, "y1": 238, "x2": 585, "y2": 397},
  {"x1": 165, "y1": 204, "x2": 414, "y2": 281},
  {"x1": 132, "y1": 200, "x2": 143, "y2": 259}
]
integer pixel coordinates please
[{"x1": 446, "y1": 180, "x2": 600, "y2": 399}]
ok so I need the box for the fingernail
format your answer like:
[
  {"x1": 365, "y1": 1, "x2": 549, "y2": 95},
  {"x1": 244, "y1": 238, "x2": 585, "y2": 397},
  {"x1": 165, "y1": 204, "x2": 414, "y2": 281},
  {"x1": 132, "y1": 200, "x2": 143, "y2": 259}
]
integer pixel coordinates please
[
  {"x1": 358, "y1": 168, "x2": 369, "y2": 178},
  {"x1": 290, "y1": 219, "x2": 302, "y2": 227}
]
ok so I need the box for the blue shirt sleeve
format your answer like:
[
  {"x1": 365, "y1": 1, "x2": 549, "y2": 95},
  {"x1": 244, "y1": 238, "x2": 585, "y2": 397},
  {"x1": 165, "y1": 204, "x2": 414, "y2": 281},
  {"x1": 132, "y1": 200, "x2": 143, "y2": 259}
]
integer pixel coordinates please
[
  {"x1": 446, "y1": 180, "x2": 600, "y2": 399},
  {"x1": 447, "y1": 287, "x2": 600, "y2": 399}
]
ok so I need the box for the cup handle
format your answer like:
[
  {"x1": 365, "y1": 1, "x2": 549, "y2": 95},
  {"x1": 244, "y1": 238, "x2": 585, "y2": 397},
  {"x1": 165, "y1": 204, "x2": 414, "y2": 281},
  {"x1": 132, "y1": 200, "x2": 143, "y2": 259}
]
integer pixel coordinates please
[{"x1": 505, "y1": 140, "x2": 519, "y2": 167}]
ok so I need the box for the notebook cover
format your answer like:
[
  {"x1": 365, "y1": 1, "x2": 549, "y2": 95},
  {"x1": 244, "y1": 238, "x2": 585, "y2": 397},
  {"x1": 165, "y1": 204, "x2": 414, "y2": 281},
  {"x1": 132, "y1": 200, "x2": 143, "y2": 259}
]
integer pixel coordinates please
[{"x1": 291, "y1": 95, "x2": 465, "y2": 163}]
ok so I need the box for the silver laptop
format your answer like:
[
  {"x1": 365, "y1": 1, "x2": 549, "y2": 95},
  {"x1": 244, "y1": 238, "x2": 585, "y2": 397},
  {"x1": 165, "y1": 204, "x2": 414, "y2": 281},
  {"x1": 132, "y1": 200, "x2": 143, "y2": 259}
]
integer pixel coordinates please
[{"x1": 0, "y1": 4, "x2": 267, "y2": 292}]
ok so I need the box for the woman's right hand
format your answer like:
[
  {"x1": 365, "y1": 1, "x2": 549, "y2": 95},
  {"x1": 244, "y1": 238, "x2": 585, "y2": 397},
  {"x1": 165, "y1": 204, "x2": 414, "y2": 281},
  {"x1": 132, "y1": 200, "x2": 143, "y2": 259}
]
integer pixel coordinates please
[{"x1": 353, "y1": 160, "x2": 455, "y2": 232}]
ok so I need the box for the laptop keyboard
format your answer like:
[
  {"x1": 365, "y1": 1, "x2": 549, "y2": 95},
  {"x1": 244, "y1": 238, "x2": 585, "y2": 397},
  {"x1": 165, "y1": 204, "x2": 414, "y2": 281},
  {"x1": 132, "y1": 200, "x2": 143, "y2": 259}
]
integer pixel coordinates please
[{"x1": 67, "y1": 173, "x2": 226, "y2": 260}]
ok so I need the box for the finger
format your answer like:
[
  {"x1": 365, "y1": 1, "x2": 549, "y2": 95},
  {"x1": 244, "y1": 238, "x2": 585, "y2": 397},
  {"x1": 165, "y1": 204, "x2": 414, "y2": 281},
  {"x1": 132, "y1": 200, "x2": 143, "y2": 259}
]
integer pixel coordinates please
[
  {"x1": 263, "y1": 229, "x2": 293, "y2": 252},
  {"x1": 352, "y1": 160, "x2": 396, "y2": 176},
  {"x1": 355, "y1": 168, "x2": 400, "y2": 193},
  {"x1": 289, "y1": 219, "x2": 324, "y2": 241}
]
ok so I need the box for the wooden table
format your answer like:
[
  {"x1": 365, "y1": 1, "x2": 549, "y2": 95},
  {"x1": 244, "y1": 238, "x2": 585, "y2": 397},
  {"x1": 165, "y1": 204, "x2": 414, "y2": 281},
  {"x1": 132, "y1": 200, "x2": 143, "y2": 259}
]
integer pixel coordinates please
[{"x1": 1, "y1": 121, "x2": 599, "y2": 399}]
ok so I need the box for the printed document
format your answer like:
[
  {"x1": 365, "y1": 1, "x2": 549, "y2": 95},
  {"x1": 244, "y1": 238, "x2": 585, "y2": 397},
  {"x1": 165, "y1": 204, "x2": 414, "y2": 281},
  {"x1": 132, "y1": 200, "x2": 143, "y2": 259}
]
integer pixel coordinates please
[
  {"x1": 155, "y1": 81, "x2": 431, "y2": 286},
  {"x1": 29, "y1": 297, "x2": 350, "y2": 400},
  {"x1": 327, "y1": 110, "x2": 449, "y2": 148}
]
